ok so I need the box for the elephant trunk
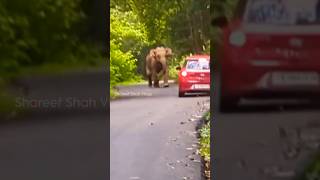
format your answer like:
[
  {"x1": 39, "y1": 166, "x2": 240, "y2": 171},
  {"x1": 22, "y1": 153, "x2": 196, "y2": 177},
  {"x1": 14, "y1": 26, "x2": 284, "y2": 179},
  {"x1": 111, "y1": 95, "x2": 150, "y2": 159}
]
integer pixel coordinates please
[{"x1": 160, "y1": 58, "x2": 169, "y2": 86}]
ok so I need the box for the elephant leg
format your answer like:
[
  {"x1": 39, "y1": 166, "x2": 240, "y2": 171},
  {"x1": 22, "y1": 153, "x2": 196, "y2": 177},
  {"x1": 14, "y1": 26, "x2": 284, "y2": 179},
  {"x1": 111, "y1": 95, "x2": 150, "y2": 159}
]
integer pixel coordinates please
[
  {"x1": 162, "y1": 65, "x2": 169, "y2": 88},
  {"x1": 146, "y1": 66, "x2": 152, "y2": 87},
  {"x1": 148, "y1": 75, "x2": 152, "y2": 87},
  {"x1": 152, "y1": 72, "x2": 159, "y2": 88}
]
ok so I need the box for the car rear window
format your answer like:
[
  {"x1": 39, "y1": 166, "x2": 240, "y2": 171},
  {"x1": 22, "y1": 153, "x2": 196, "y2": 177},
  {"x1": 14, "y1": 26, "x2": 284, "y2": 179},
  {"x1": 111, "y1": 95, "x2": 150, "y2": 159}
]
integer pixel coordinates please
[
  {"x1": 186, "y1": 58, "x2": 210, "y2": 70},
  {"x1": 244, "y1": 0, "x2": 320, "y2": 25}
]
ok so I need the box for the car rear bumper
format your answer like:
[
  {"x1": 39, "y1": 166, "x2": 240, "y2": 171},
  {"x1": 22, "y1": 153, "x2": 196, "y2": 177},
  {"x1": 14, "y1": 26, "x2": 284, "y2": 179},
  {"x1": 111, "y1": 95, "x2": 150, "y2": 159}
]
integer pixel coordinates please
[
  {"x1": 179, "y1": 80, "x2": 210, "y2": 93},
  {"x1": 221, "y1": 69, "x2": 320, "y2": 99},
  {"x1": 237, "y1": 89, "x2": 320, "y2": 99}
]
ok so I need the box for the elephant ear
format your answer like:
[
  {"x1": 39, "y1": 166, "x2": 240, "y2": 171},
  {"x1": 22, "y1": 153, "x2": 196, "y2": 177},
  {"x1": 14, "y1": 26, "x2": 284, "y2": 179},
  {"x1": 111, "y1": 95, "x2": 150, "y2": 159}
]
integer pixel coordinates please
[
  {"x1": 150, "y1": 49, "x2": 157, "y2": 57},
  {"x1": 165, "y1": 48, "x2": 173, "y2": 58}
]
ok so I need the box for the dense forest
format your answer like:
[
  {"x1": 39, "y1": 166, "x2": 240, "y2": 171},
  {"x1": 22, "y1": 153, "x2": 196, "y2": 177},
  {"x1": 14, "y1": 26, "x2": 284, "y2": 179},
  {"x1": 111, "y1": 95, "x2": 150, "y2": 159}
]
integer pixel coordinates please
[{"x1": 110, "y1": 0, "x2": 211, "y2": 89}]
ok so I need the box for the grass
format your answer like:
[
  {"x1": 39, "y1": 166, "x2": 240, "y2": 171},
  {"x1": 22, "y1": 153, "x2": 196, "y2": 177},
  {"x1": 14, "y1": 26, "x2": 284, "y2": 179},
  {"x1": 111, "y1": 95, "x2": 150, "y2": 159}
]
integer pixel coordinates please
[
  {"x1": 110, "y1": 87, "x2": 120, "y2": 100},
  {"x1": 199, "y1": 111, "x2": 211, "y2": 179},
  {"x1": 116, "y1": 77, "x2": 145, "y2": 86},
  {"x1": 110, "y1": 76, "x2": 144, "y2": 100},
  {"x1": 169, "y1": 66, "x2": 179, "y2": 80},
  {"x1": 16, "y1": 62, "x2": 102, "y2": 78},
  {"x1": 0, "y1": 79, "x2": 22, "y2": 120},
  {"x1": 0, "y1": 56, "x2": 105, "y2": 80},
  {"x1": 301, "y1": 153, "x2": 320, "y2": 180}
]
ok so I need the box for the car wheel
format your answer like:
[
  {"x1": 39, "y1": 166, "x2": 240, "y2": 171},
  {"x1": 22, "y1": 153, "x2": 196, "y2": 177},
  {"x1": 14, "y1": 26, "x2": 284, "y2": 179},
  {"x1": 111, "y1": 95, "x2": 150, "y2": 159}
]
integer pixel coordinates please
[
  {"x1": 178, "y1": 91, "x2": 185, "y2": 97},
  {"x1": 213, "y1": 64, "x2": 239, "y2": 113},
  {"x1": 219, "y1": 96, "x2": 239, "y2": 113},
  {"x1": 213, "y1": 65, "x2": 222, "y2": 113}
]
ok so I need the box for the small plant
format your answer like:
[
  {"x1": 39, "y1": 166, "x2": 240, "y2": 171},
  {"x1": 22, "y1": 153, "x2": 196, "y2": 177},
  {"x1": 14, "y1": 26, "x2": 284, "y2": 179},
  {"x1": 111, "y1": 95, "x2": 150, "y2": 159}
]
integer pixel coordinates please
[
  {"x1": 110, "y1": 87, "x2": 120, "y2": 100},
  {"x1": 199, "y1": 121, "x2": 210, "y2": 161},
  {"x1": 302, "y1": 153, "x2": 320, "y2": 180},
  {"x1": 199, "y1": 111, "x2": 211, "y2": 179}
]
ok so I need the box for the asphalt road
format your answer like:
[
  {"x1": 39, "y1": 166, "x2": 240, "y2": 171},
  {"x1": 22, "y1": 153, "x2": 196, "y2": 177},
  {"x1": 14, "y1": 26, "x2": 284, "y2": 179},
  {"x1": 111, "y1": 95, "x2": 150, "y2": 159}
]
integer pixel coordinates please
[
  {"x1": 0, "y1": 70, "x2": 108, "y2": 180},
  {"x1": 214, "y1": 92, "x2": 320, "y2": 179},
  {"x1": 111, "y1": 84, "x2": 210, "y2": 180},
  {"x1": 0, "y1": 71, "x2": 209, "y2": 180}
]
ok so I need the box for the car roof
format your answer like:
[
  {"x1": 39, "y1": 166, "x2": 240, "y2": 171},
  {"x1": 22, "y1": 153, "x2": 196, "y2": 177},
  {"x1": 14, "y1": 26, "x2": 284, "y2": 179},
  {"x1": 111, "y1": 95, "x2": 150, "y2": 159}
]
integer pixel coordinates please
[{"x1": 186, "y1": 54, "x2": 210, "y2": 60}]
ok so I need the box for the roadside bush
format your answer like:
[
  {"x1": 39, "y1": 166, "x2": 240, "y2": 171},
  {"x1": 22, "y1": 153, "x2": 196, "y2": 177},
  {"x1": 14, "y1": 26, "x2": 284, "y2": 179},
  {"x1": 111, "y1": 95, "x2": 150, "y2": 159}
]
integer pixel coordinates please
[
  {"x1": 0, "y1": 0, "x2": 91, "y2": 73},
  {"x1": 110, "y1": 40, "x2": 139, "y2": 86},
  {"x1": 110, "y1": 6, "x2": 150, "y2": 60},
  {"x1": 302, "y1": 153, "x2": 320, "y2": 180},
  {"x1": 200, "y1": 114, "x2": 210, "y2": 161},
  {"x1": 200, "y1": 111, "x2": 210, "y2": 179},
  {"x1": 168, "y1": 54, "x2": 192, "y2": 80},
  {"x1": 0, "y1": 79, "x2": 17, "y2": 117},
  {"x1": 169, "y1": 66, "x2": 178, "y2": 80}
]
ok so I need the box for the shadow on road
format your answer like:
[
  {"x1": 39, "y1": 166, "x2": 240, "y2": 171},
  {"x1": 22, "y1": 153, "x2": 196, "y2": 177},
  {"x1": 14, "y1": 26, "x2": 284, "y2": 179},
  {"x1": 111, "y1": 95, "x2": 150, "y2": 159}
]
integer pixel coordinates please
[{"x1": 218, "y1": 100, "x2": 320, "y2": 114}]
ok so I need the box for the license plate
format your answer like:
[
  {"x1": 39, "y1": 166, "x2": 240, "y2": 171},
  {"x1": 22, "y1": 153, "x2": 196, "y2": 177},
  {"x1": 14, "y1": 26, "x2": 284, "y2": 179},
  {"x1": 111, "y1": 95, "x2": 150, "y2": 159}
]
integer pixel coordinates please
[
  {"x1": 194, "y1": 84, "x2": 210, "y2": 89},
  {"x1": 271, "y1": 72, "x2": 319, "y2": 86}
]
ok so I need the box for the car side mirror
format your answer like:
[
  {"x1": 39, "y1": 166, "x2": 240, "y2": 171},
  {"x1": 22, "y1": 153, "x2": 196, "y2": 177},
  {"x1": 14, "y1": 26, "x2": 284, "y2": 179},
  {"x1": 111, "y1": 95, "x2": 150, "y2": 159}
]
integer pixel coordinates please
[
  {"x1": 176, "y1": 66, "x2": 181, "y2": 71},
  {"x1": 211, "y1": 16, "x2": 228, "y2": 27}
]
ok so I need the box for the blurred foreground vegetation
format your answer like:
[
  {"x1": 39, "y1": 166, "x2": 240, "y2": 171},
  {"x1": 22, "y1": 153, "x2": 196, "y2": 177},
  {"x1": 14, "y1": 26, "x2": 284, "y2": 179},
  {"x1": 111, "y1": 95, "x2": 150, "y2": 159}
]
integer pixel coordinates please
[
  {"x1": 0, "y1": 0, "x2": 105, "y2": 116},
  {"x1": 302, "y1": 153, "x2": 320, "y2": 180},
  {"x1": 0, "y1": 0, "x2": 104, "y2": 75},
  {"x1": 200, "y1": 111, "x2": 210, "y2": 179}
]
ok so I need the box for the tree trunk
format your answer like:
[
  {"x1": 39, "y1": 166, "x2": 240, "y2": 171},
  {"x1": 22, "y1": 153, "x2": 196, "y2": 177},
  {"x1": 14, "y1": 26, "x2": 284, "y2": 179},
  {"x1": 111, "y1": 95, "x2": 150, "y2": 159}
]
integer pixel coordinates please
[{"x1": 191, "y1": 12, "x2": 202, "y2": 53}]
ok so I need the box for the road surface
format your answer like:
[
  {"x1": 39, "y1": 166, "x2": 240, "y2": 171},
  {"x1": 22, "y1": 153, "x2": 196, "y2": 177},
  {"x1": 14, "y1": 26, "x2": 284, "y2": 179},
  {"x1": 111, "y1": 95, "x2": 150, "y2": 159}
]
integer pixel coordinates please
[
  {"x1": 0, "y1": 72, "x2": 209, "y2": 180},
  {"x1": 214, "y1": 95, "x2": 320, "y2": 180},
  {"x1": 0, "y1": 71, "x2": 108, "y2": 180},
  {"x1": 111, "y1": 83, "x2": 210, "y2": 180}
]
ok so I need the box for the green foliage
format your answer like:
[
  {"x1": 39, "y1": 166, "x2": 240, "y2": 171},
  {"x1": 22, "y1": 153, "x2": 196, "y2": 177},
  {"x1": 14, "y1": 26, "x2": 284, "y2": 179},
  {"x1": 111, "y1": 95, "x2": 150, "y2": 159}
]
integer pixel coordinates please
[
  {"x1": 121, "y1": 0, "x2": 210, "y2": 56},
  {"x1": 302, "y1": 153, "x2": 320, "y2": 180},
  {"x1": 110, "y1": 87, "x2": 120, "y2": 100},
  {"x1": 0, "y1": 0, "x2": 103, "y2": 77},
  {"x1": 0, "y1": 80, "x2": 18, "y2": 117},
  {"x1": 200, "y1": 111, "x2": 211, "y2": 179},
  {"x1": 169, "y1": 66, "x2": 179, "y2": 80},
  {"x1": 110, "y1": 7, "x2": 150, "y2": 56},
  {"x1": 110, "y1": 6, "x2": 151, "y2": 89},
  {"x1": 110, "y1": 40, "x2": 139, "y2": 86},
  {"x1": 110, "y1": 0, "x2": 210, "y2": 89},
  {"x1": 127, "y1": 0, "x2": 176, "y2": 44},
  {"x1": 211, "y1": 0, "x2": 238, "y2": 18},
  {"x1": 167, "y1": 0, "x2": 210, "y2": 55},
  {"x1": 168, "y1": 54, "x2": 194, "y2": 80},
  {"x1": 205, "y1": 111, "x2": 210, "y2": 122},
  {"x1": 200, "y1": 120, "x2": 210, "y2": 161}
]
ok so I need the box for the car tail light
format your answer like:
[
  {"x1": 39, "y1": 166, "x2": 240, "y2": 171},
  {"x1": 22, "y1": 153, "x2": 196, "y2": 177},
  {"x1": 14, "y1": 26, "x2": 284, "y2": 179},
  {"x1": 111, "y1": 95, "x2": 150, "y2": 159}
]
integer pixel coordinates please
[
  {"x1": 181, "y1": 71, "x2": 187, "y2": 77},
  {"x1": 229, "y1": 31, "x2": 246, "y2": 47}
]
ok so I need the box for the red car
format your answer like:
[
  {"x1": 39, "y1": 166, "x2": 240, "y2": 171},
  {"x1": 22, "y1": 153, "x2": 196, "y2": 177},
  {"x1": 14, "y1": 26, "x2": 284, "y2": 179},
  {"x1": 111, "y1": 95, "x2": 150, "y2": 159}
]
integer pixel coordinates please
[
  {"x1": 177, "y1": 55, "x2": 210, "y2": 97},
  {"x1": 212, "y1": 0, "x2": 320, "y2": 111}
]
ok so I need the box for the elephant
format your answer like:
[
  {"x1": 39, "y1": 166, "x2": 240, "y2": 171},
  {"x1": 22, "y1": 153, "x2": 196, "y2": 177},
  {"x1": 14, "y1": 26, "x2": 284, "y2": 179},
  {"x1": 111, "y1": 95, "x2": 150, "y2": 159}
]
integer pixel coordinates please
[{"x1": 145, "y1": 47, "x2": 173, "y2": 88}]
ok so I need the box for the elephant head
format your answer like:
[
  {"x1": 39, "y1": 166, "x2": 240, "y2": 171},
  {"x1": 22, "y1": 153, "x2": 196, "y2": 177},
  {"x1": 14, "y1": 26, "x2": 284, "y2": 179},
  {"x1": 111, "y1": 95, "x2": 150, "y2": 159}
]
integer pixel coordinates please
[
  {"x1": 165, "y1": 47, "x2": 173, "y2": 59},
  {"x1": 154, "y1": 47, "x2": 173, "y2": 65}
]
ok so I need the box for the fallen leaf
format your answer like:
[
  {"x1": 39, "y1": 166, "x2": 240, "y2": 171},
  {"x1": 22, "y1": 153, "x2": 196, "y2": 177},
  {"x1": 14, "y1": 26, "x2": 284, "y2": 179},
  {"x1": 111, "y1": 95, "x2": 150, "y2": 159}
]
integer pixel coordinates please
[
  {"x1": 188, "y1": 118, "x2": 197, "y2": 122},
  {"x1": 129, "y1": 177, "x2": 141, "y2": 180},
  {"x1": 182, "y1": 177, "x2": 191, "y2": 180}
]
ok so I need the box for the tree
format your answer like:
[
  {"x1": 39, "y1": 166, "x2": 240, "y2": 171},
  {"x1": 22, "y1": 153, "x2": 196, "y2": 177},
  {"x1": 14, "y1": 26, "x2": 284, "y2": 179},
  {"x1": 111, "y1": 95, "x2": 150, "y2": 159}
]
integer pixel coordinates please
[
  {"x1": 0, "y1": 0, "x2": 88, "y2": 72},
  {"x1": 168, "y1": 0, "x2": 210, "y2": 55}
]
